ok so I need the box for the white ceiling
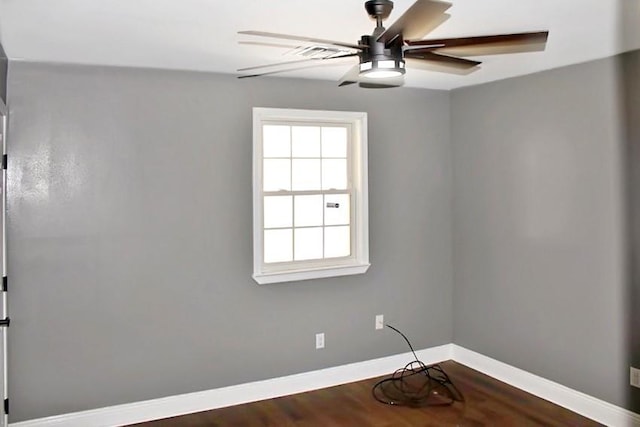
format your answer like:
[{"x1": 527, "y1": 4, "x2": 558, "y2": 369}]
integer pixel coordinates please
[{"x1": 0, "y1": 0, "x2": 638, "y2": 90}]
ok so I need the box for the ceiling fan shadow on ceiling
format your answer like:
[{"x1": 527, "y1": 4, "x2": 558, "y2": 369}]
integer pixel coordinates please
[{"x1": 237, "y1": 0, "x2": 549, "y2": 88}]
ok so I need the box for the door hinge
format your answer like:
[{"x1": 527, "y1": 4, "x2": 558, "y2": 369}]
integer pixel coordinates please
[
  {"x1": 1, "y1": 154, "x2": 6, "y2": 170},
  {"x1": 2, "y1": 276, "x2": 6, "y2": 292},
  {"x1": 0, "y1": 318, "x2": 9, "y2": 328},
  {"x1": 3, "y1": 398, "x2": 8, "y2": 415}
]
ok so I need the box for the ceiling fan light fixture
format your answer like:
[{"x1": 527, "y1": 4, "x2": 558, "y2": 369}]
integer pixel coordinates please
[
  {"x1": 359, "y1": 59, "x2": 405, "y2": 79},
  {"x1": 238, "y1": 1, "x2": 550, "y2": 88}
]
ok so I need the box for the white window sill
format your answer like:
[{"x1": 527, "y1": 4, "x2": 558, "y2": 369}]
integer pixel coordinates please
[{"x1": 253, "y1": 263, "x2": 371, "y2": 285}]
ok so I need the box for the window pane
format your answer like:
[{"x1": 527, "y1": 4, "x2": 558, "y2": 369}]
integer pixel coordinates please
[
  {"x1": 294, "y1": 195, "x2": 323, "y2": 227},
  {"x1": 263, "y1": 125, "x2": 291, "y2": 158},
  {"x1": 292, "y1": 159, "x2": 321, "y2": 191},
  {"x1": 263, "y1": 159, "x2": 291, "y2": 191},
  {"x1": 324, "y1": 194, "x2": 350, "y2": 226},
  {"x1": 325, "y1": 226, "x2": 350, "y2": 258},
  {"x1": 264, "y1": 229, "x2": 293, "y2": 263},
  {"x1": 294, "y1": 227, "x2": 323, "y2": 261},
  {"x1": 264, "y1": 196, "x2": 292, "y2": 229},
  {"x1": 292, "y1": 126, "x2": 320, "y2": 158},
  {"x1": 322, "y1": 127, "x2": 348, "y2": 158},
  {"x1": 322, "y1": 159, "x2": 347, "y2": 190}
]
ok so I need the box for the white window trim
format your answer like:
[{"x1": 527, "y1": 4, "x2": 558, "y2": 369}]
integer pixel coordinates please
[{"x1": 252, "y1": 107, "x2": 370, "y2": 284}]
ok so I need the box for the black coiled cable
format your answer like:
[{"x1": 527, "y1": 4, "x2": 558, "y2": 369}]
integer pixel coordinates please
[{"x1": 372, "y1": 325, "x2": 464, "y2": 407}]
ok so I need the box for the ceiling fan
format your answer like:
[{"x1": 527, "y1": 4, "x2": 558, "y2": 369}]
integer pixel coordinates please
[{"x1": 237, "y1": 0, "x2": 549, "y2": 88}]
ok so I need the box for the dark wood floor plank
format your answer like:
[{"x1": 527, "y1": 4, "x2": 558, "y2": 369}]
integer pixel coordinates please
[{"x1": 129, "y1": 361, "x2": 602, "y2": 427}]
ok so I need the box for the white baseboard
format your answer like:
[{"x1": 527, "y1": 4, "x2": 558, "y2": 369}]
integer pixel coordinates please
[
  {"x1": 10, "y1": 345, "x2": 453, "y2": 427},
  {"x1": 11, "y1": 344, "x2": 640, "y2": 427},
  {"x1": 451, "y1": 345, "x2": 640, "y2": 427}
]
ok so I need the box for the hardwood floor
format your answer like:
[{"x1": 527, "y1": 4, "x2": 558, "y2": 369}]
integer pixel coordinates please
[{"x1": 130, "y1": 361, "x2": 602, "y2": 426}]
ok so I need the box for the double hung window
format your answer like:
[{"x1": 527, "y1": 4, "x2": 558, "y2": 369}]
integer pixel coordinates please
[{"x1": 252, "y1": 108, "x2": 369, "y2": 284}]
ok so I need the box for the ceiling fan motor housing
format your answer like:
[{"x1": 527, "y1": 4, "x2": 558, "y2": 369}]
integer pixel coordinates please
[{"x1": 359, "y1": 33, "x2": 405, "y2": 77}]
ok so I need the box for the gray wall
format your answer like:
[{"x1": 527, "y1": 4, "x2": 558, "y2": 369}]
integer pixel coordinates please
[
  {"x1": 451, "y1": 57, "x2": 629, "y2": 407},
  {"x1": 0, "y1": 43, "x2": 6, "y2": 104},
  {"x1": 6, "y1": 62, "x2": 453, "y2": 421},
  {"x1": 623, "y1": 50, "x2": 640, "y2": 412},
  {"x1": 8, "y1": 50, "x2": 639, "y2": 422}
]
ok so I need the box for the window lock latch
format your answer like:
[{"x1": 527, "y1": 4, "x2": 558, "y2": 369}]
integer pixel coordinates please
[{"x1": 326, "y1": 202, "x2": 340, "y2": 208}]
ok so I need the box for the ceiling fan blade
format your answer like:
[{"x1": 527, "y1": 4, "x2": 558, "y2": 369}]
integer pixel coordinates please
[
  {"x1": 406, "y1": 31, "x2": 549, "y2": 56},
  {"x1": 338, "y1": 65, "x2": 360, "y2": 87},
  {"x1": 239, "y1": 30, "x2": 364, "y2": 50},
  {"x1": 405, "y1": 57, "x2": 479, "y2": 75},
  {"x1": 405, "y1": 52, "x2": 480, "y2": 75},
  {"x1": 238, "y1": 53, "x2": 358, "y2": 73},
  {"x1": 377, "y1": 0, "x2": 452, "y2": 46},
  {"x1": 238, "y1": 57, "x2": 358, "y2": 79},
  {"x1": 239, "y1": 41, "x2": 303, "y2": 50},
  {"x1": 237, "y1": 66, "x2": 327, "y2": 79},
  {"x1": 405, "y1": 51, "x2": 480, "y2": 68}
]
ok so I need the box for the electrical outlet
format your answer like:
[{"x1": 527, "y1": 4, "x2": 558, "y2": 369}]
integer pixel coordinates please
[
  {"x1": 375, "y1": 314, "x2": 384, "y2": 330},
  {"x1": 631, "y1": 367, "x2": 640, "y2": 388},
  {"x1": 315, "y1": 333, "x2": 325, "y2": 349}
]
